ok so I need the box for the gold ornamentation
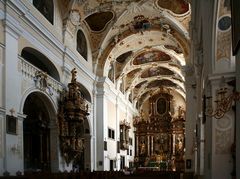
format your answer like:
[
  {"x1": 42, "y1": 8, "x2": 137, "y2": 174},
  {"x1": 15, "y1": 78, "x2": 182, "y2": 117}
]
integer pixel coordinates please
[
  {"x1": 58, "y1": 69, "x2": 89, "y2": 164},
  {"x1": 120, "y1": 119, "x2": 131, "y2": 150},
  {"x1": 206, "y1": 88, "x2": 240, "y2": 119}
]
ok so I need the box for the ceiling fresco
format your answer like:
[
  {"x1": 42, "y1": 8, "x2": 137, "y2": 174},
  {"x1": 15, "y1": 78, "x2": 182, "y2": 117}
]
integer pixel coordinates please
[
  {"x1": 63, "y1": 0, "x2": 191, "y2": 110},
  {"x1": 157, "y1": 0, "x2": 189, "y2": 14},
  {"x1": 133, "y1": 50, "x2": 171, "y2": 65}
]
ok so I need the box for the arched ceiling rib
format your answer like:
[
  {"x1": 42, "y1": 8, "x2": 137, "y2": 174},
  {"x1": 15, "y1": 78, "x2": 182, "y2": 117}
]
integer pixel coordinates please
[{"x1": 63, "y1": 0, "x2": 191, "y2": 110}]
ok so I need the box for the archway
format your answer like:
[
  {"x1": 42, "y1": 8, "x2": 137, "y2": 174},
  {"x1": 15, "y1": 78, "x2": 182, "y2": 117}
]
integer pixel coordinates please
[
  {"x1": 72, "y1": 119, "x2": 91, "y2": 171},
  {"x1": 23, "y1": 92, "x2": 57, "y2": 172},
  {"x1": 21, "y1": 47, "x2": 60, "y2": 82}
]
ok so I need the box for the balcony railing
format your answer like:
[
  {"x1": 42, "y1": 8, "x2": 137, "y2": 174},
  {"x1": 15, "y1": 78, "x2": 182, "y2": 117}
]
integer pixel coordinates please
[
  {"x1": 20, "y1": 57, "x2": 63, "y2": 94},
  {"x1": 19, "y1": 57, "x2": 92, "y2": 110}
]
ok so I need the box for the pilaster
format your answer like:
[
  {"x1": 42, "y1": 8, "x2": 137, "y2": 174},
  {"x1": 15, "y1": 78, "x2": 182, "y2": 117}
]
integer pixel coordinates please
[
  {"x1": 184, "y1": 74, "x2": 197, "y2": 173},
  {"x1": 235, "y1": 50, "x2": 240, "y2": 179},
  {"x1": 4, "y1": 17, "x2": 23, "y2": 175},
  {"x1": 95, "y1": 77, "x2": 107, "y2": 170}
]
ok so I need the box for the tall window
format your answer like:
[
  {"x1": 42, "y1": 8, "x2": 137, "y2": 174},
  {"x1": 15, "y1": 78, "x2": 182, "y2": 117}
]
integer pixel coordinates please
[
  {"x1": 33, "y1": 0, "x2": 54, "y2": 24},
  {"x1": 77, "y1": 30, "x2": 88, "y2": 61},
  {"x1": 108, "y1": 128, "x2": 115, "y2": 140}
]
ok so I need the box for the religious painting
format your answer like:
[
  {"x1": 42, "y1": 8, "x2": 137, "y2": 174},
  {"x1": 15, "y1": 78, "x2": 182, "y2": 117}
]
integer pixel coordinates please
[
  {"x1": 157, "y1": 0, "x2": 189, "y2": 14},
  {"x1": 141, "y1": 67, "x2": 174, "y2": 78},
  {"x1": 133, "y1": 50, "x2": 171, "y2": 65},
  {"x1": 157, "y1": 97, "x2": 167, "y2": 115},
  {"x1": 6, "y1": 115, "x2": 17, "y2": 135},
  {"x1": 77, "y1": 30, "x2": 88, "y2": 60},
  {"x1": 33, "y1": 0, "x2": 53, "y2": 24}
]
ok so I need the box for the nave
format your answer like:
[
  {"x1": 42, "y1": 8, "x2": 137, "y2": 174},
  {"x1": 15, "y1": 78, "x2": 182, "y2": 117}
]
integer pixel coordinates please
[{"x1": 0, "y1": 171, "x2": 194, "y2": 179}]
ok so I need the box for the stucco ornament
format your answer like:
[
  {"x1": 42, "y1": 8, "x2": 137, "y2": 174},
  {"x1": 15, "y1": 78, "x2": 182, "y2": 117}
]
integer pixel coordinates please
[{"x1": 70, "y1": 10, "x2": 81, "y2": 26}]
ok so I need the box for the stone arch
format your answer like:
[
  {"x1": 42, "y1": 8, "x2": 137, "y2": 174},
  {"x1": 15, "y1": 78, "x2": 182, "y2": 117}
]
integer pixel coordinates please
[
  {"x1": 22, "y1": 91, "x2": 58, "y2": 172},
  {"x1": 21, "y1": 47, "x2": 60, "y2": 81}
]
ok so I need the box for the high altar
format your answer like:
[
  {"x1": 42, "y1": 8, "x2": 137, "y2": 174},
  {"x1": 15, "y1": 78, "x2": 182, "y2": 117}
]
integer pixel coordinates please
[{"x1": 133, "y1": 90, "x2": 185, "y2": 171}]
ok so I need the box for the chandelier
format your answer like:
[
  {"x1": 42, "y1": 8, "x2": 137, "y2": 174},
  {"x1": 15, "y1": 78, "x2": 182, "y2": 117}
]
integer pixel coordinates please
[{"x1": 205, "y1": 78, "x2": 240, "y2": 119}]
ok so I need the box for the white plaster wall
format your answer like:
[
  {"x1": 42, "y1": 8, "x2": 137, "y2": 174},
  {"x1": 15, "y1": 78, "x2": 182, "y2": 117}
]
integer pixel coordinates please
[
  {"x1": 210, "y1": 81, "x2": 234, "y2": 179},
  {"x1": 184, "y1": 75, "x2": 197, "y2": 173},
  {"x1": 0, "y1": 46, "x2": 3, "y2": 107},
  {"x1": 96, "y1": 86, "x2": 106, "y2": 170},
  {"x1": 0, "y1": 110, "x2": 4, "y2": 175}
]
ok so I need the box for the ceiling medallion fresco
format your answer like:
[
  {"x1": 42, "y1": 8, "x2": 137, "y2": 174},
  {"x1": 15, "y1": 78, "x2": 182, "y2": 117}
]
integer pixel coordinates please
[
  {"x1": 84, "y1": 11, "x2": 114, "y2": 32},
  {"x1": 157, "y1": 0, "x2": 189, "y2": 14},
  {"x1": 141, "y1": 67, "x2": 174, "y2": 78},
  {"x1": 147, "y1": 80, "x2": 176, "y2": 88},
  {"x1": 133, "y1": 50, "x2": 171, "y2": 65}
]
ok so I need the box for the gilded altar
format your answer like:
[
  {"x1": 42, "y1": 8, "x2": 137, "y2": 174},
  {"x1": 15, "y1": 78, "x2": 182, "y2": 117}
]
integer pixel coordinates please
[{"x1": 133, "y1": 91, "x2": 185, "y2": 171}]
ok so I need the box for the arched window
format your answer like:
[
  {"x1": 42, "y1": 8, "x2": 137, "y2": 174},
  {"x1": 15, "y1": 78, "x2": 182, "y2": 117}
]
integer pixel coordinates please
[
  {"x1": 77, "y1": 30, "x2": 88, "y2": 61},
  {"x1": 33, "y1": 0, "x2": 54, "y2": 24}
]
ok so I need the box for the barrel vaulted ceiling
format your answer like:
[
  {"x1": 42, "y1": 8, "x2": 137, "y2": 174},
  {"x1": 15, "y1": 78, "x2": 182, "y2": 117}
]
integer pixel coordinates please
[{"x1": 61, "y1": 0, "x2": 191, "y2": 109}]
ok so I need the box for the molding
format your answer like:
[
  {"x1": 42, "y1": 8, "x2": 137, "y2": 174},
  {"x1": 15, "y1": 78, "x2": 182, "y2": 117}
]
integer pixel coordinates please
[
  {"x1": 208, "y1": 72, "x2": 235, "y2": 81},
  {"x1": 65, "y1": 47, "x2": 96, "y2": 80},
  {"x1": 0, "y1": 43, "x2": 5, "y2": 48},
  {"x1": 5, "y1": 1, "x2": 96, "y2": 81},
  {"x1": 0, "y1": 107, "x2": 5, "y2": 114},
  {"x1": 17, "y1": 112, "x2": 27, "y2": 121},
  {"x1": 0, "y1": 7, "x2": 4, "y2": 20},
  {"x1": 4, "y1": 14, "x2": 22, "y2": 40},
  {"x1": 7, "y1": 0, "x2": 65, "y2": 52}
]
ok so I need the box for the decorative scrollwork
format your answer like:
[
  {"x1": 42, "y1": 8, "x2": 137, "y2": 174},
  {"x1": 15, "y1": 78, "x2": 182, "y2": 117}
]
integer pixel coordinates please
[{"x1": 58, "y1": 69, "x2": 89, "y2": 164}]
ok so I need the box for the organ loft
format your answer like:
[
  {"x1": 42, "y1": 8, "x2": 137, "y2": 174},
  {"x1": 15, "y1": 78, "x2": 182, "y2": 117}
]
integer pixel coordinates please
[{"x1": 133, "y1": 88, "x2": 185, "y2": 171}]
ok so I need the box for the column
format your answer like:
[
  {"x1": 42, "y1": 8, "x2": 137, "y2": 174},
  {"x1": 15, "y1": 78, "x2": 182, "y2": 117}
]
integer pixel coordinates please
[
  {"x1": 172, "y1": 134, "x2": 175, "y2": 155},
  {"x1": 235, "y1": 50, "x2": 240, "y2": 179},
  {"x1": 92, "y1": 91, "x2": 97, "y2": 170},
  {"x1": 147, "y1": 135, "x2": 150, "y2": 156},
  {"x1": 184, "y1": 74, "x2": 197, "y2": 173},
  {"x1": 84, "y1": 134, "x2": 91, "y2": 170},
  {"x1": 0, "y1": 108, "x2": 5, "y2": 175},
  {"x1": 136, "y1": 136, "x2": 139, "y2": 156},
  {"x1": 49, "y1": 119, "x2": 59, "y2": 172},
  {"x1": 151, "y1": 136, "x2": 154, "y2": 155},
  {"x1": 115, "y1": 97, "x2": 120, "y2": 171},
  {"x1": 4, "y1": 18, "x2": 23, "y2": 175},
  {"x1": 96, "y1": 79, "x2": 107, "y2": 170}
]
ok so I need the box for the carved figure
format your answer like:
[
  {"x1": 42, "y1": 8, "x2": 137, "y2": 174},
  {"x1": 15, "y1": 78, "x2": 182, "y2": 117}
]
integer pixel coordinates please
[{"x1": 71, "y1": 68, "x2": 77, "y2": 83}]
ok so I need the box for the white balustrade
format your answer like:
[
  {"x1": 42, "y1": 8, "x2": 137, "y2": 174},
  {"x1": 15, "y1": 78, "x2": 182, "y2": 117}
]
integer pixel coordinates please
[{"x1": 19, "y1": 57, "x2": 63, "y2": 94}]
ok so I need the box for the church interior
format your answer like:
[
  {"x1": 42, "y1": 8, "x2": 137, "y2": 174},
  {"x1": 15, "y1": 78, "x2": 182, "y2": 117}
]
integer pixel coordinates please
[{"x1": 0, "y1": 0, "x2": 240, "y2": 179}]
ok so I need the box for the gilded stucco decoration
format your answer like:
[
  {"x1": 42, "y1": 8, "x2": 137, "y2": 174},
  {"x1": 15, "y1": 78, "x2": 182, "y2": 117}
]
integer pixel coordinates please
[{"x1": 61, "y1": 0, "x2": 190, "y2": 109}]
